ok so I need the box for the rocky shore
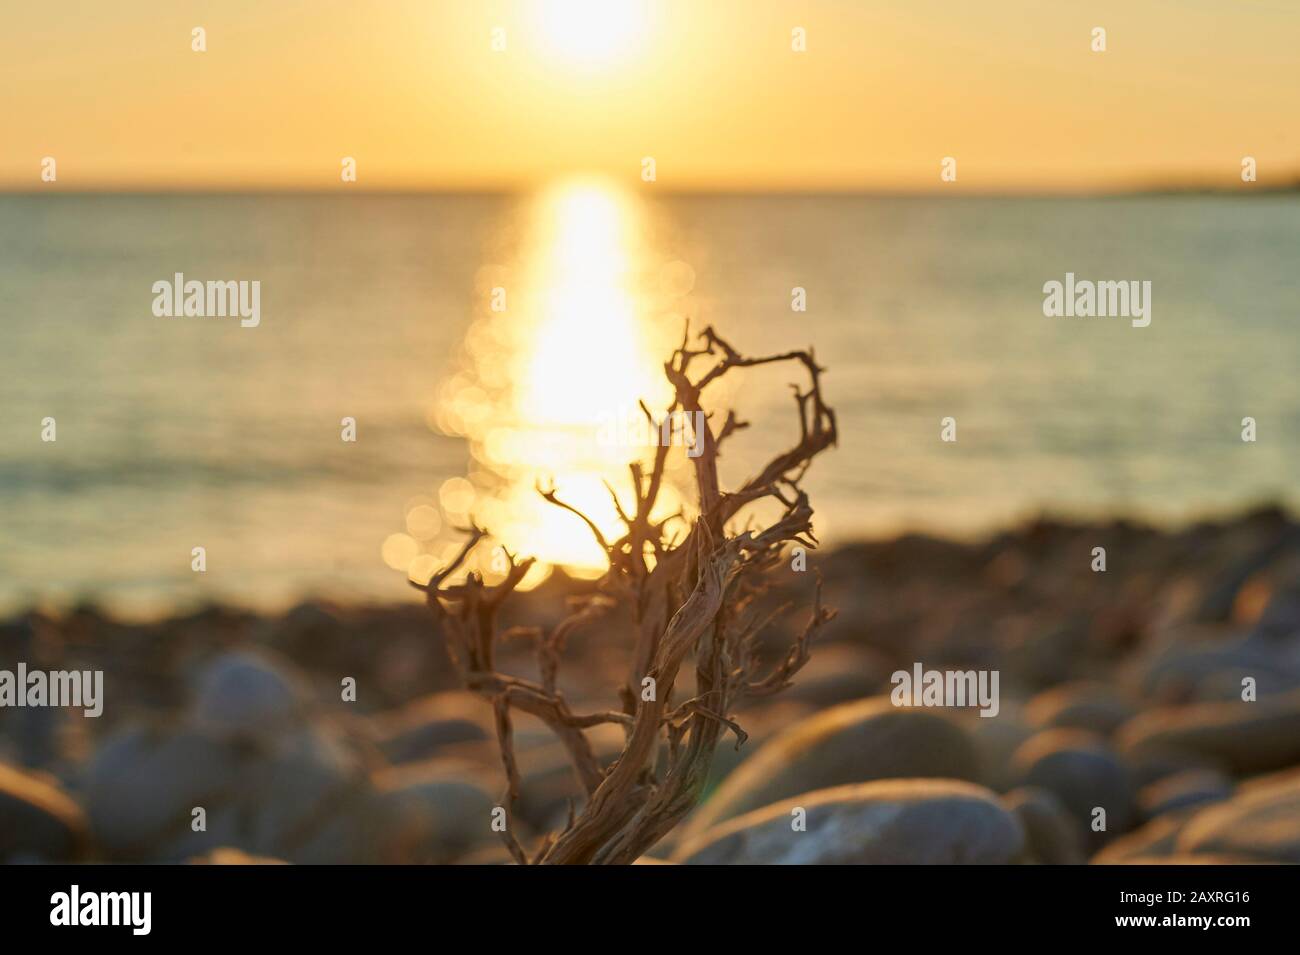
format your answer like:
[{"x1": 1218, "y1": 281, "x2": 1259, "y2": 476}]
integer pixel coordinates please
[{"x1": 3, "y1": 505, "x2": 1300, "y2": 865}]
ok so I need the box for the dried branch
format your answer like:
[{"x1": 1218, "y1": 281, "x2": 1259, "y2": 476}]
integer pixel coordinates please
[{"x1": 422, "y1": 325, "x2": 838, "y2": 863}]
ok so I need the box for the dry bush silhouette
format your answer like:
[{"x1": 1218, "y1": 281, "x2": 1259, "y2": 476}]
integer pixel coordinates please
[{"x1": 413, "y1": 325, "x2": 837, "y2": 864}]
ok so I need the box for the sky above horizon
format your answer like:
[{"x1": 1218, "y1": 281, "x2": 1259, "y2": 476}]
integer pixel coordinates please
[{"x1": 3, "y1": 0, "x2": 1298, "y2": 193}]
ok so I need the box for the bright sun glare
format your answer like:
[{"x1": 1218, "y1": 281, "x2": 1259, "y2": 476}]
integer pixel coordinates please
[
  {"x1": 418, "y1": 179, "x2": 687, "y2": 587},
  {"x1": 524, "y1": 185, "x2": 656, "y2": 424},
  {"x1": 531, "y1": 0, "x2": 647, "y2": 66}
]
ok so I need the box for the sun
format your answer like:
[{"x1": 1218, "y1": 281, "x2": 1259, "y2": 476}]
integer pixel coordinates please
[{"x1": 530, "y1": 0, "x2": 648, "y2": 67}]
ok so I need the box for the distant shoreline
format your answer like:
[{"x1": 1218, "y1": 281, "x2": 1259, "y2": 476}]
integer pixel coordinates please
[{"x1": 7, "y1": 503, "x2": 1294, "y2": 627}]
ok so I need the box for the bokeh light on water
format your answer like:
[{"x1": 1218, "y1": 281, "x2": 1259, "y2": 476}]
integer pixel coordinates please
[{"x1": 416, "y1": 180, "x2": 698, "y2": 586}]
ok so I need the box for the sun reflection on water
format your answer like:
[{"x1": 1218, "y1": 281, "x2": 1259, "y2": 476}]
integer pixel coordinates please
[{"x1": 406, "y1": 179, "x2": 695, "y2": 587}]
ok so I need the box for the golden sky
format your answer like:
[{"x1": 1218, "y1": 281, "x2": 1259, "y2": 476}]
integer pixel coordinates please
[{"x1": 3, "y1": 0, "x2": 1298, "y2": 192}]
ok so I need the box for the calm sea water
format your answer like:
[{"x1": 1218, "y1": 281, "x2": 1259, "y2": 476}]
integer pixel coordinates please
[{"x1": 1, "y1": 192, "x2": 1297, "y2": 617}]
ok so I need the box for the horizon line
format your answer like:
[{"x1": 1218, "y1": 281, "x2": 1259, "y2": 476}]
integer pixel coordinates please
[{"x1": 2, "y1": 182, "x2": 1297, "y2": 200}]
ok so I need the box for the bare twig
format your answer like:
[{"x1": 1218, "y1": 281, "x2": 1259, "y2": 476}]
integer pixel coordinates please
[{"x1": 422, "y1": 325, "x2": 838, "y2": 864}]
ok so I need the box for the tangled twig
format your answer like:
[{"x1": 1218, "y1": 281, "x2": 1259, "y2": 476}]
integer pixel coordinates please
[{"x1": 413, "y1": 325, "x2": 838, "y2": 864}]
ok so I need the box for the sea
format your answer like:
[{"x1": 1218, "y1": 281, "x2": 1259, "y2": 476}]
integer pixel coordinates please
[{"x1": 1, "y1": 189, "x2": 1296, "y2": 617}]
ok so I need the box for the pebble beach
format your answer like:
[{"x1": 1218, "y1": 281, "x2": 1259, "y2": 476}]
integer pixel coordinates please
[{"x1": 3, "y1": 505, "x2": 1299, "y2": 865}]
